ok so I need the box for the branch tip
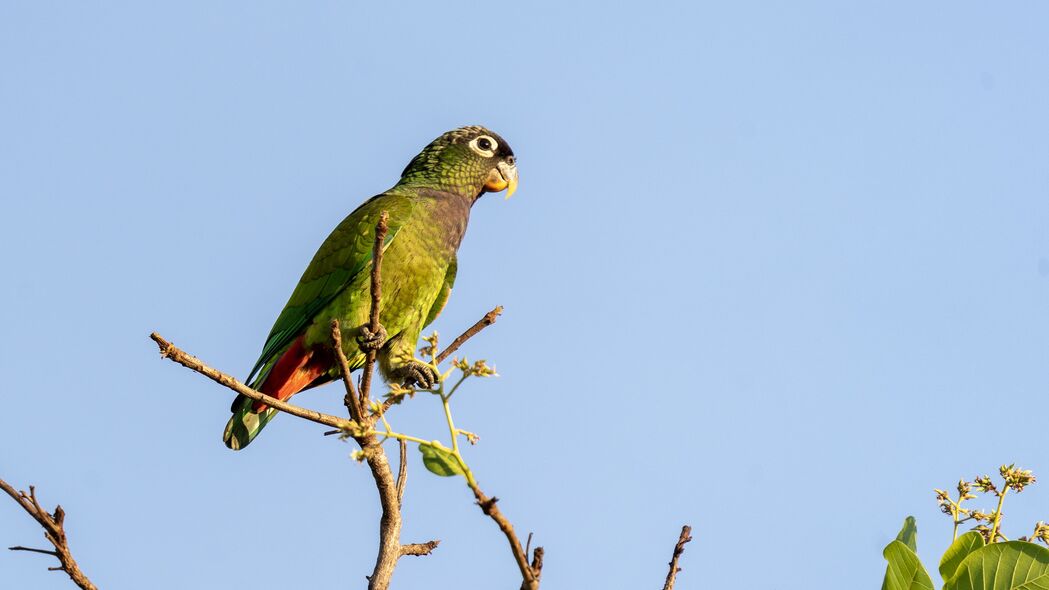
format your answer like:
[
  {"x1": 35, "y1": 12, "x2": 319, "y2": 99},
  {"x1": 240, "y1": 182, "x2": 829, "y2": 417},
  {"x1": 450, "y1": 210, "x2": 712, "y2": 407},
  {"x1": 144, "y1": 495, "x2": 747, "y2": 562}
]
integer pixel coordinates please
[{"x1": 662, "y1": 524, "x2": 693, "y2": 590}]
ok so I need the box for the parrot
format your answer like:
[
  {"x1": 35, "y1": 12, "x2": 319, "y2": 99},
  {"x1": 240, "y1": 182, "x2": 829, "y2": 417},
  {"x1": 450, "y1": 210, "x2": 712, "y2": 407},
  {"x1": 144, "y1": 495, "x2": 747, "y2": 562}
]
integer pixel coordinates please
[{"x1": 223, "y1": 126, "x2": 518, "y2": 450}]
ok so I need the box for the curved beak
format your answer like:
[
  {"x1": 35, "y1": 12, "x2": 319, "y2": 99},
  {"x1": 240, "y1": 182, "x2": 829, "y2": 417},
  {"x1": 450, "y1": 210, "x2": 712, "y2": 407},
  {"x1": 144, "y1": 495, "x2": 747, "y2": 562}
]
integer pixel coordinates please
[{"x1": 485, "y1": 161, "x2": 520, "y2": 199}]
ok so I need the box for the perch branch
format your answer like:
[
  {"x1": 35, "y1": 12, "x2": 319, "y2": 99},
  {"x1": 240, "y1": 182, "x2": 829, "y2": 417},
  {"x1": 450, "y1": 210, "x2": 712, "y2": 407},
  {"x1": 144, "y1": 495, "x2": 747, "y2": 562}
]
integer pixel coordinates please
[
  {"x1": 0, "y1": 478, "x2": 97, "y2": 590},
  {"x1": 331, "y1": 319, "x2": 364, "y2": 422},
  {"x1": 358, "y1": 211, "x2": 389, "y2": 407},
  {"x1": 662, "y1": 525, "x2": 693, "y2": 590},
  {"x1": 150, "y1": 332, "x2": 347, "y2": 430}
]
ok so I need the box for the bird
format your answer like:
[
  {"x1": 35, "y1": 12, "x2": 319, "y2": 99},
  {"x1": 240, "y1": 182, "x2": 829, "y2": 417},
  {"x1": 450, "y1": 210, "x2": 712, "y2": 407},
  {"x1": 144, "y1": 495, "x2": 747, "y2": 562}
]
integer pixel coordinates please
[{"x1": 223, "y1": 126, "x2": 518, "y2": 450}]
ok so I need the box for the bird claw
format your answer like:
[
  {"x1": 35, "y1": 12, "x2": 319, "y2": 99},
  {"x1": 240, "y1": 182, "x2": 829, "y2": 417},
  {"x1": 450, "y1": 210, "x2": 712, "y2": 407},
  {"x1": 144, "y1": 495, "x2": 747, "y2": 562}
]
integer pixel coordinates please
[
  {"x1": 356, "y1": 324, "x2": 388, "y2": 353},
  {"x1": 395, "y1": 360, "x2": 440, "y2": 389}
]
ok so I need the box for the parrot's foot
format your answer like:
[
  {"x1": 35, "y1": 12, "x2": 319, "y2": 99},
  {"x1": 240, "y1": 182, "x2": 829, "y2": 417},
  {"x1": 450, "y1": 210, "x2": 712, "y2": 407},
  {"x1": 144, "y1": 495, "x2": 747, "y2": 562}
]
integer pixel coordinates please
[
  {"x1": 392, "y1": 360, "x2": 440, "y2": 389},
  {"x1": 356, "y1": 324, "x2": 388, "y2": 353}
]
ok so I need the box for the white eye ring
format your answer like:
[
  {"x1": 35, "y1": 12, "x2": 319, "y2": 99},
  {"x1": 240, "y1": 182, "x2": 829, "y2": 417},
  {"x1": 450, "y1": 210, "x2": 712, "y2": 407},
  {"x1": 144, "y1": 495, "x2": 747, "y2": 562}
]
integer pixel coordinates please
[{"x1": 468, "y1": 135, "x2": 498, "y2": 158}]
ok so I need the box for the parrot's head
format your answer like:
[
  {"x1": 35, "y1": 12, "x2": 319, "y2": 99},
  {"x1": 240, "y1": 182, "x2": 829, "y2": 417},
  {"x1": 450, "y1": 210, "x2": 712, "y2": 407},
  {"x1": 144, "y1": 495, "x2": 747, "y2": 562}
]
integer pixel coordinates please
[{"x1": 400, "y1": 126, "x2": 518, "y2": 199}]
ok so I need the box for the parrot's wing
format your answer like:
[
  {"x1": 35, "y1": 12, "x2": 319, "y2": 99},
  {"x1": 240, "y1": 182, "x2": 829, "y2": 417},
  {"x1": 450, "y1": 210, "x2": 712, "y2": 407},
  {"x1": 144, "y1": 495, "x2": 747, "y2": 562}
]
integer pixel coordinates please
[
  {"x1": 423, "y1": 255, "x2": 457, "y2": 329},
  {"x1": 246, "y1": 193, "x2": 414, "y2": 385}
]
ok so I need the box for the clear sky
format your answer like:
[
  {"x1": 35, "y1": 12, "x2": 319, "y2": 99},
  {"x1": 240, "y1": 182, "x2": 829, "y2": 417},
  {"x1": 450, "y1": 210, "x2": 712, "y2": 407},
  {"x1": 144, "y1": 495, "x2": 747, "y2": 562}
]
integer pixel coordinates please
[{"x1": 2, "y1": 2, "x2": 1048, "y2": 588}]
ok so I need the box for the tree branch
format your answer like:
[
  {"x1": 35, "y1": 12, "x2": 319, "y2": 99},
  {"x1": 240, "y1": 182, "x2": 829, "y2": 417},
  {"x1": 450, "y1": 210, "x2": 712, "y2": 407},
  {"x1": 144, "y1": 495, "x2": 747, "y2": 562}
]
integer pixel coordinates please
[
  {"x1": 358, "y1": 211, "x2": 388, "y2": 407},
  {"x1": 360, "y1": 438, "x2": 404, "y2": 590},
  {"x1": 467, "y1": 481, "x2": 542, "y2": 590},
  {"x1": 662, "y1": 525, "x2": 693, "y2": 590},
  {"x1": 337, "y1": 212, "x2": 442, "y2": 590},
  {"x1": 0, "y1": 478, "x2": 97, "y2": 590},
  {"x1": 436, "y1": 306, "x2": 503, "y2": 364},
  {"x1": 331, "y1": 319, "x2": 365, "y2": 423},
  {"x1": 150, "y1": 332, "x2": 348, "y2": 430}
]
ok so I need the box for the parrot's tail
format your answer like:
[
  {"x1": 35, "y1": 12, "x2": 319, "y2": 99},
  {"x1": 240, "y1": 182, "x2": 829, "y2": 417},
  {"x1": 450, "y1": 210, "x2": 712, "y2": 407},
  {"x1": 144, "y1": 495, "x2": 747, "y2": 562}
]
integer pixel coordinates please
[
  {"x1": 223, "y1": 337, "x2": 329, "y2": 450},
  {"x1": 223, "y1": 400, "x2": 281, "y2": 451}
]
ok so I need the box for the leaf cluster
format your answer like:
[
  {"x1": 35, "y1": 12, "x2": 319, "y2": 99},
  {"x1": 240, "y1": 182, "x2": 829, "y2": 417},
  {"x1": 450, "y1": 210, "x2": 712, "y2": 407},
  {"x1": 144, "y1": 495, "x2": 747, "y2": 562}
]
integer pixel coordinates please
[{"x1": 882, "y1": 465, "x2": 1049, "y2": 590}]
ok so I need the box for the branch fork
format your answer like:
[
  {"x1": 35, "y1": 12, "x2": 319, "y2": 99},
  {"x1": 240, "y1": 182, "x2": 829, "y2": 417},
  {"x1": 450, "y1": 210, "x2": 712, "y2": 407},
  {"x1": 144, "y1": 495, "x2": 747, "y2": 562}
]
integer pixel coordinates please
[{"x1": 0, "y1": 479, "x2": 97, "y2": 590}]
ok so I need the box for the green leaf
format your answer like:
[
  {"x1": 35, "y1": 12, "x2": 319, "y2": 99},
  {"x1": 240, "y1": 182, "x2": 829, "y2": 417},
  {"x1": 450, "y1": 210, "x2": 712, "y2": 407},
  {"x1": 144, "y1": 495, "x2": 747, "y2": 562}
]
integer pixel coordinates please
[
  {"x1": 944, "y1": 541, "x2": 1049, "y2": 590},
  {"x1": 882, "y1": 541, "x2": 935, "y2": 590},
  {"x1": 419, "y1": 442, "x2": 464, "y2": 477},
  {"x1": 897, "y1": 516, "x2": 920, "y2": 553},
  {"x1": 939, "y1": 532, "x2": 985, "y2": 583},
  {"x1": 882, "y1": 517, "x2": 934, "y2": 590}
]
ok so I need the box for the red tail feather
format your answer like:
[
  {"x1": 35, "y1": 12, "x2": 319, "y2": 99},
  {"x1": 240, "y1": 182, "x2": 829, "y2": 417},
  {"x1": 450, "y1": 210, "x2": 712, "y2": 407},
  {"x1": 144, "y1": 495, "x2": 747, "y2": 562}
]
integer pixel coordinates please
[{"x1": 253, "y1": 337, "x2": 328, "y2": 412}]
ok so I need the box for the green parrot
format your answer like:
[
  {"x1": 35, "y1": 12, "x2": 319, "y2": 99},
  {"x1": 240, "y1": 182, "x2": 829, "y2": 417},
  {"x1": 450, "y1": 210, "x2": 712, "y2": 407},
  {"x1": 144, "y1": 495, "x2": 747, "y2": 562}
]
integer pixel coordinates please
[{"x1": 223, "y1": 126, "x2": 518, "y2": 450}]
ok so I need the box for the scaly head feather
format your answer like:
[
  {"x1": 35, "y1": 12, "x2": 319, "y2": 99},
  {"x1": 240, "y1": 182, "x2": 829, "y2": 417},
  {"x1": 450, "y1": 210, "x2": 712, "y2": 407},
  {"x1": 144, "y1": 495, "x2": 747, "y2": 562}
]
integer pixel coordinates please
[{"x1": 398, "y1": 125, "x2": 518, "y2": 199}]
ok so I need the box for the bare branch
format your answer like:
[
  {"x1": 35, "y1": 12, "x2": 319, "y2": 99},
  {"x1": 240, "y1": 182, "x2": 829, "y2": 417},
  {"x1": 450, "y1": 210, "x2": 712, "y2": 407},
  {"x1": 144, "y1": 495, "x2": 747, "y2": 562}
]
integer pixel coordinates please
[
  {"x1": 0, "y1": 478, "x2": 97, "y2": 590},
  {"x1": 359, "y1": 212, "x2": 389, "y2": 405},
  {"x1": 468, "y1": 481, "x2": 542, "y2": 590},
  {"x1": 400, "y1": 540, "x2": 440, "y2": 556},
  {"x1": 331, "y1": 319, "x2": 364, "y2": 422},
  {"x1": 436, "y1": 306, "x2": 503, "y2": 364},
  {"x1": 9, "y1": 546, "x2": 59, "y2": 556},
  {"x1": 325, "y1": 222, "x2": 437, "y2": 590},
  {"x1": 150, "y1": 333, "x2": 348, "y2": 430},
  {"x1": 662, "y1": 525, "x2": 693, "y2": 590},
  {"x1": 362, "y1": 442, "x2": 403, "y2": 590}
]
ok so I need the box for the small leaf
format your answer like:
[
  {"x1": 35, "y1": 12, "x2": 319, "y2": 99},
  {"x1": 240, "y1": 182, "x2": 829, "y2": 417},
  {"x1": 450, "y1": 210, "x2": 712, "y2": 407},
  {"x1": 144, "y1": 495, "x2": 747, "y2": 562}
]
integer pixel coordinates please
[
  {"x1": 419, "y1": 442, "x2": 464, "y2": 477},
  {"x1": 939, "y1": 532, "x2": 984, "y2": 583},
  {"x1": 943, "y1": 541, "x2": 1049, "y2": 590},
  {"x1": 881, "y1": 517, "x2": 934, "y2": 590},
  {"x1": 897, "y1": 516, "x2": 919, "y2": 553}
]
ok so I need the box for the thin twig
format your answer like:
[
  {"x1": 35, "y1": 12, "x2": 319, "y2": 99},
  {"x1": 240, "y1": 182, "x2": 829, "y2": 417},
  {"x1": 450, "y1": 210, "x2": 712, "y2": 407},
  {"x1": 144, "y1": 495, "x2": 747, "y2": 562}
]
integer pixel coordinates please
[
  {"x1": 662, "y1": 525, "x2": 693, "y2": 590},
  {"x1": 0, "y1": 478, "x2": 97, "y2": 590},
  {"x1": 331, "y1": 319, "x2": 364, "y2": 422},
  {"x1": 467, "y1": 481, "x2": 542, "y2": 590},
  {"x1": 9, "y1": 546, "x2": 59, "y2": 556},
  {"x1": 396, "y1": 440, "x2": 408, "y2": 508},
  {"x1": 436, "y1": 306, "x2": 503, "y2": 364},
  {"x1": 150, "y1": 332, "x2": 348, "y2": 430},
  {"x1": 359, "y1": 212, "x2": 389, "y2": 406}
]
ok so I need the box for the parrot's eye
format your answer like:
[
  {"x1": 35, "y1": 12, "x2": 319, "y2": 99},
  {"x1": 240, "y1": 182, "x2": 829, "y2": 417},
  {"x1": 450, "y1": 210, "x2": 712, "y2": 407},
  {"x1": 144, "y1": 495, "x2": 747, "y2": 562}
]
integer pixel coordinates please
[{"x1": 469, "y1": 136, "x2": 497, "y2": 158}]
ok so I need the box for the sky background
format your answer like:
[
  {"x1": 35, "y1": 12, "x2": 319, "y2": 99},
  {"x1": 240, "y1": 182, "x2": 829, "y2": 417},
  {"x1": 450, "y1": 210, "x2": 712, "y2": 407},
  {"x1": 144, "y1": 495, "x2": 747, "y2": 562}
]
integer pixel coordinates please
[{"x1": 2, "y1": 2, "x2": 1048, "y2": 588}]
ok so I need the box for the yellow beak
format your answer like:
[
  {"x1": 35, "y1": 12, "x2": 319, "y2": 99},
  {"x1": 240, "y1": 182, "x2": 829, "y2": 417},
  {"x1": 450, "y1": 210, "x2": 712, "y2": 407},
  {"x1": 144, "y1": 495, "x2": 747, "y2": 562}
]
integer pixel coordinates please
[{"x1": 485, "y1": 162, "x2": 519, "y2": 199}]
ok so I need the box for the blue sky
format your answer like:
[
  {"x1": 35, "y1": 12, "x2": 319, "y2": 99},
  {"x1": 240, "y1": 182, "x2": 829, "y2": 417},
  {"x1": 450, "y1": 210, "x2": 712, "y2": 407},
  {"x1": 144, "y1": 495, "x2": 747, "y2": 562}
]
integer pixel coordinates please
[{"x1": 2, "y1": 2, "x2": 1048, "y2": 588}]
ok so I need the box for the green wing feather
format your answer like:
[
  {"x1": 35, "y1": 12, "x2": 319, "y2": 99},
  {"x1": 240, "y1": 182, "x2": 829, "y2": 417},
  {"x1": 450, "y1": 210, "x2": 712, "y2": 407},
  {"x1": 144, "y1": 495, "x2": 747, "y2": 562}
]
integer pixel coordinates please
[{"x1": 246, "y1": 193, "x2": 415, "y2": 386}]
